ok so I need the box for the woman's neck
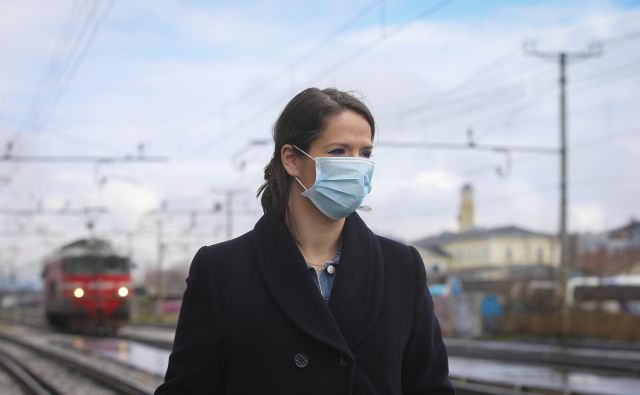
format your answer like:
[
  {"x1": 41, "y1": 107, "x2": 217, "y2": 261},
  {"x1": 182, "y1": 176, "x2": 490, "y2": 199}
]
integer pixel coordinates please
[{"x1": 286, "y1": 188, "x2": 344, "y2": 267}]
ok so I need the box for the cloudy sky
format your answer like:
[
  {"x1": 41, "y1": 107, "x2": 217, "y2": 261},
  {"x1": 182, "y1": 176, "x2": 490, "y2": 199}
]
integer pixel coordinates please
[{"x1": 1, "y1": 0, "x2": 639, "y2": 285}]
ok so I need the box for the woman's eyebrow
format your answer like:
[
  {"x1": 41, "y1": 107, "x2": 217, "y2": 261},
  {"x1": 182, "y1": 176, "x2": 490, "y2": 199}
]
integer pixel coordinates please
[{"x1": 325, "y1": 142, "x2": 374, "y2": 149}]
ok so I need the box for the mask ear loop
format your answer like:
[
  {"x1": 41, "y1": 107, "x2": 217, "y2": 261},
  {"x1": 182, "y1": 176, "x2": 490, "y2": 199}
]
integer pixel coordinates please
[
  {"x1": 292, "y1": 145, "x2": 315, "y2": 193},
  {"x1": 294, "y1": 176, "x2": 309, "y2": 192},
  {"x1": 292, "y1": 145, "x2": 315, "y2": 161}
]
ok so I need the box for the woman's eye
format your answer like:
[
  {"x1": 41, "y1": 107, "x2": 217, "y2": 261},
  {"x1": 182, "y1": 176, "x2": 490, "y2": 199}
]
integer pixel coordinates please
[
  {"x1": 328, "y1": 148, "x2": 345, "y2": 155},
  {"x1": 361, "y1": 151, "x2": 372, "y2": 159}
]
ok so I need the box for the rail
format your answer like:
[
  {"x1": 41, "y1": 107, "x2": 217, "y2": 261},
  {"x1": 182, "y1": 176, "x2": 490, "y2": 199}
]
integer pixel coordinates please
[{"x1": 0, "y1": 331, "x2": 154, "y2": 395}]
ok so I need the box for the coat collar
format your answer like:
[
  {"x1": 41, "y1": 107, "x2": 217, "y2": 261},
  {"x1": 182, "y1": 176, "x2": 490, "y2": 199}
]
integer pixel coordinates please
[{"x1": 251, "y1": 210, "x2": 383, "y2": 356}]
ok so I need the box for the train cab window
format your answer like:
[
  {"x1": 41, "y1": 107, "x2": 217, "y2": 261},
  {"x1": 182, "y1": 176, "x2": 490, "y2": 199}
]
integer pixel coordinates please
[
  {"x1": 103, "y1": 256, "x2": 130, "y2": 274},
  {"x1": 63, "y1": 256, "x2": 129, "y2": 274}
]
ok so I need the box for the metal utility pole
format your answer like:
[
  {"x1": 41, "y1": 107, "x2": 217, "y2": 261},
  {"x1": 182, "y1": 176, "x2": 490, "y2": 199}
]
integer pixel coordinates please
[
  {"x1": 212, "y1": 188, "x2": 246, "y2": 240},
  {"x1": 156, "y1": 216, "x2": 165, "y2": 321},
  {"x1": 524, "y1": 41, "x2": 601, "y2": 316},
  {"x1": 226, "y1": 191, "x2": 233, "y2": 239}
]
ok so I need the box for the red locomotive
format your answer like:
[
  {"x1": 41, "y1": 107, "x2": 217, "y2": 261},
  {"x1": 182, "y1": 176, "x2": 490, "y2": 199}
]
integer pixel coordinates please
[{"x1": 42, "y1": 238, "x2": 131, "y2": 333}]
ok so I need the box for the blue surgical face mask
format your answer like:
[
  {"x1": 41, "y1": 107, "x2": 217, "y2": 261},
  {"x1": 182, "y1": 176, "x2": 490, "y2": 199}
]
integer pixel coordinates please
[{"x1": 293, "y1": 145, "x2": 374, "y2": 220}]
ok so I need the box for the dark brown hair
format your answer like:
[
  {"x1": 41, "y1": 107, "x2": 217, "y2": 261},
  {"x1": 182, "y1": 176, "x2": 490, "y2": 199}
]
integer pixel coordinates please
[{"x1": 257, "y1": 87, "x2": 375, "y2": 219}]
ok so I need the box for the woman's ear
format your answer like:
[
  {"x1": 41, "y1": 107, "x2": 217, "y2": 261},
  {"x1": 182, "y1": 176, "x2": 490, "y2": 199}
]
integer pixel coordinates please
[{"x1": 281, "y1": 144, "x2": 300, "y2": 177}]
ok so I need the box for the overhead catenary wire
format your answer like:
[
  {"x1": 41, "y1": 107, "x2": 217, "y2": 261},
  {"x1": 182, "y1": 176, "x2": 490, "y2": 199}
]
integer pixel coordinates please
[
  {"x1": 15, "y1": 0, "x2": 89, "y2": 135},
  {"x1": 33, "y1": 0, "x2": 116, "y2": 134},
  {"x1": 373, "y1": 15, "x2": 640, "y2": 115},
  {"x1": 3, "y1": 0, "x2": 117, "y2": 204},
  {"x1": 376, "y1": 27, "x2": 639, "y2": 139},
  {"x1": 598, "y1": 28, "x2": 640, "y2": 46},
  {"x1": 148, "y1": 0, "x2": 455, "y2": 156},
  {"x1": 385, "y1": 51, "x2": 640, "y2": 139},
  {"x1": 145, "y1": 0, "x2": 456, "y2": 181},
  {"x1": 142, "y1": 0, "x2": 384, "y2": 148}
]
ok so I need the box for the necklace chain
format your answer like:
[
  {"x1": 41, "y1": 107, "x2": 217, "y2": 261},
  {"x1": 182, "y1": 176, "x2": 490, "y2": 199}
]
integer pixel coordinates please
[{"x1": 309, "y1": 262, "x2": 325, "y2": 270}]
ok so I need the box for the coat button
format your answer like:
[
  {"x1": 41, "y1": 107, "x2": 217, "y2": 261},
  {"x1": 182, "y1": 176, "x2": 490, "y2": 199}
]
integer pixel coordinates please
[
  {"x1": 338, "y1": 356, "x2": 350, "y2": 367},
  {"x1": 294, "y1": 353, "x2": 309, "y2": 368}
]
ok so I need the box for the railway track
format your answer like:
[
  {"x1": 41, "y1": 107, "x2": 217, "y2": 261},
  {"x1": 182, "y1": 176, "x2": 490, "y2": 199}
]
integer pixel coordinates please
[
  {"x1": 0, "y1": 326, "x2": 158, "y2": 395},
  {"x1": 0, "y1": 348, "x2": 46, "y2": 395},
  {"x1": 2, "y1": 314, "x2": 639, "y2": 394},
  {"x1": 0, "y1": 337, "x2": 119, "y2": 395}
]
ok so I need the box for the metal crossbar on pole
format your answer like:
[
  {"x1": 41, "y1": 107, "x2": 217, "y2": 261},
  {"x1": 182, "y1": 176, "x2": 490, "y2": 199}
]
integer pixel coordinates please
[{"x1": 0, "y1": 155, "x2": 168, "y2": 163}]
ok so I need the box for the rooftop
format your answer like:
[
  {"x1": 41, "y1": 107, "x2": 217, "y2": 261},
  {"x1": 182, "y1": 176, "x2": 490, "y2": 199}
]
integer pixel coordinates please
[{"x1": 414, "y1": 225, "x2": 554, "y2": 249}]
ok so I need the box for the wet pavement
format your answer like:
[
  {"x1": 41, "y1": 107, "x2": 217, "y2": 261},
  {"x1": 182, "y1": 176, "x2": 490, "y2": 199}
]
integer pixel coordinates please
[
  {"x1": 51, "y1": 336, "x2": 169, "y2": 377},
  {"x1": 449, "y1": 356, "x2": 640, "y2": 395},
  {"x1": 446, "y1": 337, "x2": 640, "y2": 363},
  {"x1": 50, "y1": 334, "x2": 640, "y2": 395},
  {"x1": 119, "y1": 324, "x2": 175, "y2": 349}
]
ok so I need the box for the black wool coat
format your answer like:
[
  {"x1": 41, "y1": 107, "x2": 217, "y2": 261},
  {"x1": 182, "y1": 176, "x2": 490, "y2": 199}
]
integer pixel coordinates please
[{"x1": 155, "y1": 210, "x2": 454, "y2": 395}]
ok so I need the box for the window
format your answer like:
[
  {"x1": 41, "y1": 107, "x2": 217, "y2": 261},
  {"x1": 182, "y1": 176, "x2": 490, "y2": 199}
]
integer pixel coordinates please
[{"x1": 63, "y1": 256, "x2": 129, "y2": 274}]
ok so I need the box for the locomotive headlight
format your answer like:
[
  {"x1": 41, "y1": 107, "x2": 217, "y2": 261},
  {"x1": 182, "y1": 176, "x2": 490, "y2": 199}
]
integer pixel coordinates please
[
  {"x1": 117, "y1": 286, "x2": 129, "y2": 298},
  {"x1": 73, "y1": 288, "x2": 84, "y2": 298}
]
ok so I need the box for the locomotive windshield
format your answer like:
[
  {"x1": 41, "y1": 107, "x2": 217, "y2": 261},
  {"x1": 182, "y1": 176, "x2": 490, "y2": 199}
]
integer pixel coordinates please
[{"x1": 64, "y1": 256, "x2": 130, "y2": 274}]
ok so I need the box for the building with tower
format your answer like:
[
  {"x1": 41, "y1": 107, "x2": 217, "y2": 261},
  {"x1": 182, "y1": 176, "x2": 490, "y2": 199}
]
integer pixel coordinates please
[
  {"x1": 414, "y1": 184, "x2": 560, "y2": 276},
  {"x1": 458, "y1": 184, "x2": 474, "y2": 233}
]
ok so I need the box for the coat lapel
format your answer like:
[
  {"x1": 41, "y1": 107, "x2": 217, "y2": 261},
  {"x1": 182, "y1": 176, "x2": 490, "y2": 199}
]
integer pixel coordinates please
[
  {"x1": 251, "y1": 211, "x2": 353, "y2": 357},
  {"x1": 328, "y1": 212, "x2": 384, "y2": 349}
]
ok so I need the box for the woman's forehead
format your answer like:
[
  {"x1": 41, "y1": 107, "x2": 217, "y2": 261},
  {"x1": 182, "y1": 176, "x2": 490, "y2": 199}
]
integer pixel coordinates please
[{"x1": 314, "y1": 110, "x2": 373, "y2": 143}]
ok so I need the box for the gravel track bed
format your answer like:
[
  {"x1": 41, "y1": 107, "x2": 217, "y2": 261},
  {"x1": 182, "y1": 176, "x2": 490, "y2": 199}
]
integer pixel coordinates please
[
  {"x1": 0, "y1": 338, "x2": 118, "y2": 395},
  {"x1": 0, "y1": 360, "x2": 28, "y2": 395},
  {"x1": 0, "y1": 324, "x2": 161, "y2": 394}
]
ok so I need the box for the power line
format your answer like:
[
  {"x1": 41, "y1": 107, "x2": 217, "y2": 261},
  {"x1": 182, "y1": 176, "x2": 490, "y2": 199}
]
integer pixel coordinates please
[
  {"x1": 480, "y1": 95, "x2": 640, "y2": 132},
  {"x1": 302, "y1": 0, "x2": 454, "y2": 87},
  {"x1": 375, "y1": 68, "x2": 558, "y2": 135},
  {"x1": 187, "y1": 0, "x2": 454, "y2": 155},
  {"x1": 386, "y1": 20, "x2": 640, "y2": 119},
  {"x1": 146, "y1": 0, "x2": 456, "y2": 180},
  {"x1": 16, "y1": 0, "x2": 89, "y2": 135},
  {"x1": 142, "y1": 0, "x2": 383, "y2": 149},
  {"x1": 13, "y1": 0, "x2": 115, "y2": 139},
  {"x1": 378, "y1": 28, "x2": 638, "y2": 135},
  {"x1": 377, "y1": 47, "x2": 523, "y2": 110},
  {"x1": 35, "y1": 0, "x2": 116, "y2": 132},
  {"x1": 377, "y1": 139, "x2": 558, "y2": 155},
  {"x1": 387, "y1": 69, "x2": 554, "y2": 118},
  {"x1": 600, "y1": 28, "x2": 640, "y2": 46},
  {"x1": 391, "y1": 49, "x2": 639, "y2": 143}
]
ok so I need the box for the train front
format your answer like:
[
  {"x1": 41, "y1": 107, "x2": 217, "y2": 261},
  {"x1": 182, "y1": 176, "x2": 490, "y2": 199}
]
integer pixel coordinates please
[{"x1": 62, "y1": 253, "x2": 132, "y2": 332}]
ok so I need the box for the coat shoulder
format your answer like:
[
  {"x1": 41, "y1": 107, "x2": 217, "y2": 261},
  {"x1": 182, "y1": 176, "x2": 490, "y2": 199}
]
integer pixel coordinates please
[
  {"x1": 374, "y1": 235, "x2": 421, "y2": 271},
  {"x1": 194, "y1": 231, "x2": 254, "y2": 276},
  {"x1": 204, "y1": 230, "x2": 253, "y2": 254},
  {"x1": 376, "y1": 235, "x2": 426, "y2": 278}
]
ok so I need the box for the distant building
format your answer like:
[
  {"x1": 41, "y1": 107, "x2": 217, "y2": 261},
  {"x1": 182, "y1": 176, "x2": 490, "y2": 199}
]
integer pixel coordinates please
[
  {"x1": 414, "y1": 245, "x2": 451, "y2": 275},
  {"x1": 413, "y1": 183, "x2": 560, "y2": 276},
  {"x1": 576, "y1": 219, "x2": 640, "y2": 275},
  {"x1": 415, "y1": 226, "x2": 559, "y2": 271},
  {"x1": 609, "y1": 219, "x2": 640, "y2": 251}
]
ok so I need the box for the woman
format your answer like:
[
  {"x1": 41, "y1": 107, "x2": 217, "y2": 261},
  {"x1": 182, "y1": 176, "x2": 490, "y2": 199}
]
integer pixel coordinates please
[{"x1": 155, "y1": 88, "x2": 453, "y2": 394}]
